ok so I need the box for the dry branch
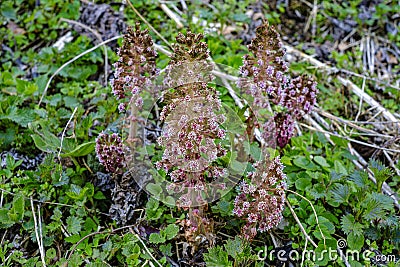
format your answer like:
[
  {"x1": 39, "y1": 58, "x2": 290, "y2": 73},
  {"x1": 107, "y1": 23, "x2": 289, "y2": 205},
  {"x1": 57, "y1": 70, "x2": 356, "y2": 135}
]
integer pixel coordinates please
[{"x1": 284, "y1": 45, "x2": 400, "y2": 133}]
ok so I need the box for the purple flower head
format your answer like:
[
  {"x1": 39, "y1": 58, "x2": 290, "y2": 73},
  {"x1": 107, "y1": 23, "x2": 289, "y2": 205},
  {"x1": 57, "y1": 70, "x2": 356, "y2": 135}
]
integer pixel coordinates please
[
  {"x1": 111, "y1": 22, "x2": 158, "y2": 112},
  {"x1": 95, "y1": 132, "x2": 126, "y2": 173},
  {"x1": 234, "y1": 155, "x2": 287, "y2": 240}
]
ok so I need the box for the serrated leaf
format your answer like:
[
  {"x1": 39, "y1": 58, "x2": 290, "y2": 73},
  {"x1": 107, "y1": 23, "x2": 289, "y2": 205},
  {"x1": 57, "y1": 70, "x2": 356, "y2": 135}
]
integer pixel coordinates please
[
  {"x1": 149, "y1": 233, "x2": 166, "y2": 244},
  {"x1": 334, "y1": 161, "x2": 348, "y2": 176},
  {"x1": 347, "y1": 232, "x2": 364, "y2": 250},
  {"x1": 164, "y1": 224, "x2": 179, "y2": 240},
  {"x1": 310, "y1": 184, "x2": 326, "y2": 199},
  {"x1": 203, "y1": 246, "x2": 232, "y2": 267},
  {"x1": 65, "y1": 234, "x2": 81, "y2": 243},
  {"x1": 66, "y1": 184, "x2": 89, "y2": 201},
  {"x1": 8, "y1": 193, "x2": 25, "y2": 222},
  {"x1": 0, "y1": 106, "x2": 36, "y2": 127},
  {"x1": 66, "y1": 216, "x2": 83, "y2": 235},
  {"x1": 224, "y1": 237, "x2": 243, "y2": 258},
  {"x1": 362, "y1": 193, "x2": 393, "y2": 221},
  {"x1": 160, "y1": 243, "x2": 172, "y2": 256},
  {"x1": 329, "y1": 184, "x2": 350, "y2": 204},
  {"x1": 16, "y1": 79, "x2": 38, "y2": 95},
  {"x1": 340, "y1": 214, "x2": 364, "y2": 236},
  {"x1": 349, "y1": 170, "x2": 369, "y2": 190},
  {"x1": 51, "y1": 207, "x2": 63, "y2": 221},
  {"x1": 0, "y1": 209, "x2": 15, "y2": 228},
  {"x1": 330, "y1": 171, "x2": 344, "y2": 182}
]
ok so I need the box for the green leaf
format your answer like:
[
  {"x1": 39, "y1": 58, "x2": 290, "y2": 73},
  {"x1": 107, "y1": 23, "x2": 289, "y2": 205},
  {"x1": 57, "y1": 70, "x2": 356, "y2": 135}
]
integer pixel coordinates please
[
  {"x1": 349, "y1": 170, "x2": 369, "y2": 190},
  {"x1": 93, "y1": 191, "x2": 106, "y2": 200},
  {"x1": 31, "y1": 132, "x2": 60, "y2": 153},
  {"x1": 160, "y1": 243, "x2": 172, "y2": 256},
  {"x1": 149, "y1": 233, "x2": 166, "y2": 244},
  {"x1": 163, "y1": 196, "x2": 176, "y2": 207},
  {"x1": 65, "y1": 234, "x2": 81, "y2": 243},
  {"x1": 1, "y1": 2, "x2": 16, "y2": 19},
  {"x1": 329, "y1": 184, "x2": 350, "y2": 204},
  {"x1": 66, "y1": 184, "x2": 84, "y2": 200},
  {"x1": 362, "y1": 193, "x2": 393, "y2": 221},
  {"x1": 66, "y1": 216, "x2": 83, "y2": 235},
  {"x1": 84, "y1": 217, "x2": 97, "y2": 232},
  {"x1": 0, "y1": 106, "x2": 36, "y2": 127},
  {"x1": 330, "y1": 136, "x2": 348, "y2": 147},
  {"x1": 146, "y1": 183, "x2": 162, "y2": 197},
  {"x1": 293, "y1": 156, "x2": 318, "y2": 170},
  {"x1": 145, "y1": 198, "x2": 164, "y2": 221},
  {"x1": 46, "y1": 248, "x2": 57, "y2": 260},
  {"x1": 0, "y1": 209, "x2": 15, "y2": 228},
  {"x1": 16, "y1": 79, "x2": 38, "y2": 95},
  {"x1": 230, "y1": 160, "x2": 247, "y2": 174},
  {"x1": 340, "y1": 214, "x2": 364, "y2": 236},
  {"x1": 164, "y1": 224, "x2": 179, "y2": 240},
  {"x1": 293, "y1": 156, "x2": 310, "y2": 169},
  {"x1": 369, "y1": 159, "x2": 393, "y2": 192},
  {"x1": 314, "y1": 243, "x2": 330, "y2": 266},
  {"x1": 347, "y1": 232, "x2": 364, "y2": 250},
  {"x1": 224, "y1": 237, "x2": 243, "y2": 258},
  {"x1": 314, "y1": 156, "x2": 330, "y2": 167},
  {"x1": 232, "y1": 13, "x2": 250, "y2": 22},
  {"x1": 8, "y1": 193, "x2": 25, "y2": 222},
  {"x1": 61, "y1": 141, "x2": 95, "y2": 157},
  {"x1": 295, "y1": 178, "x2": 311, "y2": 191},
  {"x1": 51, "y1": 207, "x2": 62, "y2": 221},
  {"x1": 249, "y1": 142, "x2": 261, "y2": 161},
  {"x1": 203, "y1": 246, "x2": 232, "y2": 267},
  {"x1": 215, "y1": 199, "x2": 233, "y2": 216},
  {"x1": 334, "y1": 161, "x2": 348, "y2": 176}
]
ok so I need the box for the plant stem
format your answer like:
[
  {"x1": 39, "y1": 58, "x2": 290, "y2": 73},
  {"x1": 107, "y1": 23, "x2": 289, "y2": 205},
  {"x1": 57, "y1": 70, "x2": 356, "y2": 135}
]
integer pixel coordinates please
[{"x1": 129, "y1": 101, "x2": 138, "y2": 148}]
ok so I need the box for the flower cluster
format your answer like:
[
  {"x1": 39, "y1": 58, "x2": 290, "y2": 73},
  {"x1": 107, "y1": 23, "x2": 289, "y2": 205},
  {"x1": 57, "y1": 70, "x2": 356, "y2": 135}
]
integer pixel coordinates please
[
  {"x1": 110, "y1": 22, "x2": 158, "y2": 112},
  {"x1": 233, "y1": 156, "x2": 287, "y2": 240},
  {"x1": 237, "y1": 22, "x2": 318, "y2": 148},
  {"x1": 237, "y1": 23, "x2": 288, "y2": 109},
  {"x1": 262, "y1": 113, "x2": 295, "y2": 149},
  {"x1": 95, "y1": 132, "x2": 126, "y2": 173},
  {"x1": 156, "y1": 31, "x2": 227, "y2": 208},
  {"x1": 277, "y1": 75, "x2": 318, "y2": 119}
]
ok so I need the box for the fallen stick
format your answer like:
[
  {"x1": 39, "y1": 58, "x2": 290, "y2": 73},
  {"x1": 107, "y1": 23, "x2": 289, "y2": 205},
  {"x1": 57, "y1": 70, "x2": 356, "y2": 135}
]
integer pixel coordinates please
[
  {"x1": 304, "y1": 115, "x2": 400, "y2": 209},
  {"x1": 284, "y1": 45, "x2": 400, "y2": 133}
]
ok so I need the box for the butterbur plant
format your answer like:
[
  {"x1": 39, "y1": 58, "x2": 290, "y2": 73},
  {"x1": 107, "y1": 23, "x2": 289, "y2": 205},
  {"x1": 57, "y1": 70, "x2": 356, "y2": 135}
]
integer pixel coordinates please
[
  {"x1": 156, "y1": 31, "x2": 228, "y2": 209},
  {"x1": 155, "y1": 32, "x2": 229, "y2": 243},
  {"x1": 111, "y1": 22, "x2": 158, "y2": 111},
  {"x1": 238, "y1": 22, "x2": 318, "y2": 148},
  {"x1": 95, "y1": 21, "x2": 317, "y2": 252},
  {"x1": 95, "y1": 132, "x2": 126, "y2": 174},
  {"x1": 233, "y1": 156, "x2": 287, "y2": 240},
  {"x1": 110, "y1": 22, "x2": 158, "y2": 143}
]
